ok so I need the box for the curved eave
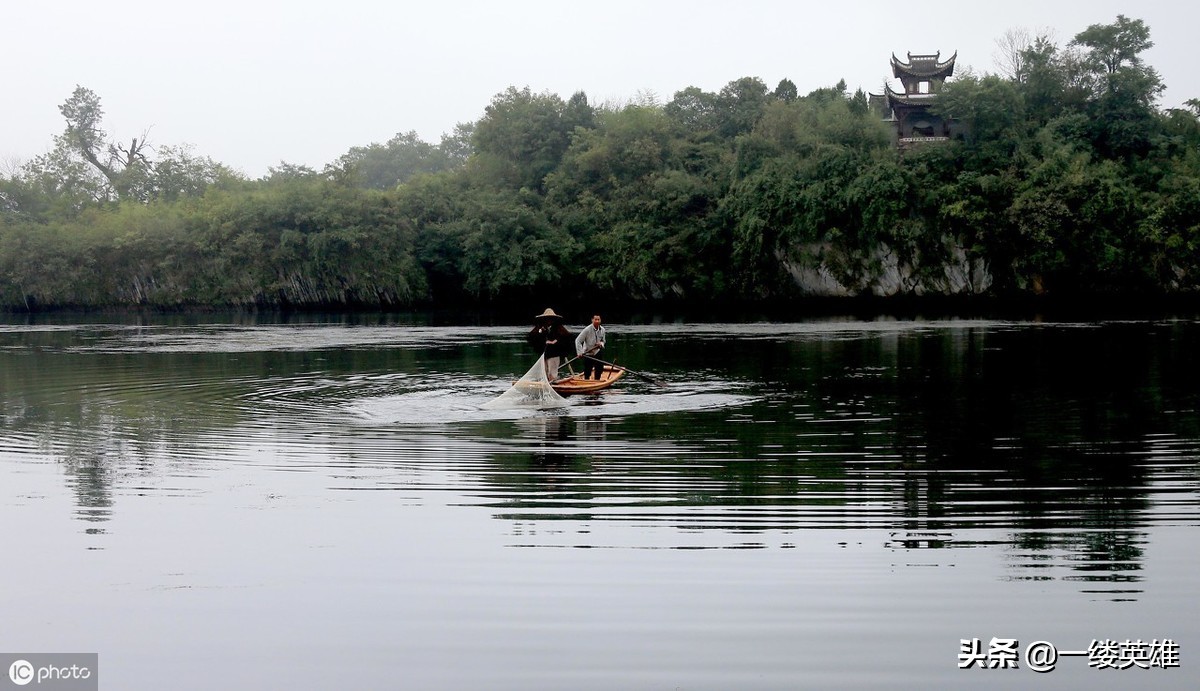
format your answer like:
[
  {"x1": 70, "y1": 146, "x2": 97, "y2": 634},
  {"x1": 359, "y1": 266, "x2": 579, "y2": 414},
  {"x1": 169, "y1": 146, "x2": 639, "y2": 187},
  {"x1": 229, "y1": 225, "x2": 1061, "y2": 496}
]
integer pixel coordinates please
[
  {"x1": 884, "y1": 85, "x2": 940, "y2": 108},
  {"x1": 891, "y1": 50, "x2": 957, "y2": 79}
]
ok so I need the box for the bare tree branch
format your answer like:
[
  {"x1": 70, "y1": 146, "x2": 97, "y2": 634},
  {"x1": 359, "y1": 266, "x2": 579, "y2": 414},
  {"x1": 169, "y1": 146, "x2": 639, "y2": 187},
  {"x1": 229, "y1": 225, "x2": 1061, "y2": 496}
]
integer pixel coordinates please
[{"x1": 994, "y1": 27, "x2": 1056, "y2": 82}]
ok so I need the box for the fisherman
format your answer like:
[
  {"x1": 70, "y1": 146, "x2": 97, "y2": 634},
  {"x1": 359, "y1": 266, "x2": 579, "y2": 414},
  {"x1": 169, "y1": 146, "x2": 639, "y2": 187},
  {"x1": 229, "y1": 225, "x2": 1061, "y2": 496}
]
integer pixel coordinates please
[
  {"x1": 574, "y1": 314, "x2": 606, "y2": 380},
  {"x1": 526, "y1": 308, "x2": 573, "y2": 380}
]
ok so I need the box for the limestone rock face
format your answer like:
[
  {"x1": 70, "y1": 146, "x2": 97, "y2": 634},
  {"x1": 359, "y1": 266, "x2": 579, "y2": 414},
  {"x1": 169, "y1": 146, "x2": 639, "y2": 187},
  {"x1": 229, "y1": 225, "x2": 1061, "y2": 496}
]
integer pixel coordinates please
[{"x1": 779, "y1": 239, "x2": 993, "y2": 297}]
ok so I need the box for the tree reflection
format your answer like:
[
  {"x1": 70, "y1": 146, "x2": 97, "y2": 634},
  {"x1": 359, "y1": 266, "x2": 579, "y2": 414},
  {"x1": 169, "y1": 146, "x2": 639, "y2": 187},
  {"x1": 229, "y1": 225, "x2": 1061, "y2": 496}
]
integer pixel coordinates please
[
  {"x1": 467, "y1": 321, "x2": 1200, "y2": 598},
  {"x1": 3, "y1": 318, "x2": 1198, "y2": 599},
  {"x1": 63, "y1": 450, "x2": 114, "y2": 524}
]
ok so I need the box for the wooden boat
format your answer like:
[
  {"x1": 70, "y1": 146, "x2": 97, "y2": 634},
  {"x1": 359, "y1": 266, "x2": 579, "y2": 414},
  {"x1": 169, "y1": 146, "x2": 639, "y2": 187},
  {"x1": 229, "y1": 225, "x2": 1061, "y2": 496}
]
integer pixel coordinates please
[{"x1": 551, "y1": 365, "x2": 625, "y2": 395}]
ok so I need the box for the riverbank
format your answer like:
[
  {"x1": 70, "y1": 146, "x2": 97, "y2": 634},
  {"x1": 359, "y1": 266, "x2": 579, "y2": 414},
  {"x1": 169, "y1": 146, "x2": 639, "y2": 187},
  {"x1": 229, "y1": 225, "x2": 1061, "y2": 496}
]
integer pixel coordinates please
[{"x1": 5, "y1": 292, "x2": 1200, "y2": 327}]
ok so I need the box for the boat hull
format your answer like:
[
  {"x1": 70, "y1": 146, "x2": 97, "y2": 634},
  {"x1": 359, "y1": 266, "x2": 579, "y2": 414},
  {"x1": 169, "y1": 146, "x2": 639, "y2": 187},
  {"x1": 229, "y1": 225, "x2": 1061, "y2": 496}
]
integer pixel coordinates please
[{"x1": 551, "y1": 365, "x2": 625, "y2": 395}]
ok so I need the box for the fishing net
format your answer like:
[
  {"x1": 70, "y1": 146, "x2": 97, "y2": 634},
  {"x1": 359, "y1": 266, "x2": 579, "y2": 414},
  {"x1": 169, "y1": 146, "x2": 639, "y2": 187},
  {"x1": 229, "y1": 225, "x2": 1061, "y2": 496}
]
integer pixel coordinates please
[{"x1": 482, "y1": 356, "x2": 568, "y2": 409}]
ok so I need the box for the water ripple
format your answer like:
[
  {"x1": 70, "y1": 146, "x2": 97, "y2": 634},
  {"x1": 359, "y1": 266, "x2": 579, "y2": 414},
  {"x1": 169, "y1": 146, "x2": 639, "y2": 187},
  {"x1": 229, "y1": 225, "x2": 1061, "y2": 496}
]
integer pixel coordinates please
[{"x1": 4, "y1": 318, "x2": 1199, "y2": 596}]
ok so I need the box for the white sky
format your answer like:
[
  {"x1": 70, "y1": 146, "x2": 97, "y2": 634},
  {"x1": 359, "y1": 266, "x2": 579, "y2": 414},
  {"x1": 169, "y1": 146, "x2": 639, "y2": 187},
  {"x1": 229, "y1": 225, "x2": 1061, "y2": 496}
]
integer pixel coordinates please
[{"x1": 4, "y1": 0, "x2": 1197, "y2": 179}]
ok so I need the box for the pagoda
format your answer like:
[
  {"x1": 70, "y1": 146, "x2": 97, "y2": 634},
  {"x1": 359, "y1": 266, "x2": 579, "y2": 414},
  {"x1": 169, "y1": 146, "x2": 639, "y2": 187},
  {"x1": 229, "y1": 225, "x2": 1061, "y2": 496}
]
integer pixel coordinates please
[{"x1": 869, "y1": 51, "x2": 960, "y2": 147}]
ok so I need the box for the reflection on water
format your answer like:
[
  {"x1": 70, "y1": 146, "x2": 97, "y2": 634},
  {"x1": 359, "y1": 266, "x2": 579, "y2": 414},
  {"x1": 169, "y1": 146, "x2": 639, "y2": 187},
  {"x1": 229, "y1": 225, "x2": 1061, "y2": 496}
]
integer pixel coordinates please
[
  {"x1": 5, "y1": 320, "x2": 1196, "y2": 566},
  {"x1": 2, "y1": 316, "x2": 1199, "y2": 687}
]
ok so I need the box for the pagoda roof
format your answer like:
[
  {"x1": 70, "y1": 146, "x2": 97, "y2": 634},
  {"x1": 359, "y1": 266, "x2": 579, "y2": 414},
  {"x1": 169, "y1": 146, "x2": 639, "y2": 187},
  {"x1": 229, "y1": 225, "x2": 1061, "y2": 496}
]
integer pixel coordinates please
[
  {"x1": 891, "y1": 51, "x2": 956, "y2": 79},
  {"x1": 881, "y1": 84, "x2": 939, "y2": 108}
]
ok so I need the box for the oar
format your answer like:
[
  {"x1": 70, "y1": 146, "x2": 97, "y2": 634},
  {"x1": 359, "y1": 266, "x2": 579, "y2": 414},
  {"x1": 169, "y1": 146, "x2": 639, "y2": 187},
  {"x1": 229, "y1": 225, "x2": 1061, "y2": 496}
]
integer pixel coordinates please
[
  {"x1": 555, "y1": 344, "x2": 601, "y2": 374},
  {"x1": 588, "y1": 355, "x2": 665, "y2": 386},
  {"x1": 557, "y1": 352, "x2": 587, "y2": 371}
]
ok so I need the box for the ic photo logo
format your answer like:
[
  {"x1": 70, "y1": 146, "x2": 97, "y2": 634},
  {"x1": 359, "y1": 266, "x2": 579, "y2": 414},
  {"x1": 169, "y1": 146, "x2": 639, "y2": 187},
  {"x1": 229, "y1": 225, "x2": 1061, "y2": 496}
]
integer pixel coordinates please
[
  {"x1": 3, "y1": 655, "x2": 95, "y2": 689},
  {"x1": 7, "y1": 660, "x2": 34, "y2": 686}
]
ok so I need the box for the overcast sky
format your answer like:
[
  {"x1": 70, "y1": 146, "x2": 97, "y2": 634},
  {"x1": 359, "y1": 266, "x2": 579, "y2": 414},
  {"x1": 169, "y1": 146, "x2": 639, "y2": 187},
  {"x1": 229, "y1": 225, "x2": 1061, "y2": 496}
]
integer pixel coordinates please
[{"x1": 4, "y1": 1, "x2": 1197, "y2": 179}]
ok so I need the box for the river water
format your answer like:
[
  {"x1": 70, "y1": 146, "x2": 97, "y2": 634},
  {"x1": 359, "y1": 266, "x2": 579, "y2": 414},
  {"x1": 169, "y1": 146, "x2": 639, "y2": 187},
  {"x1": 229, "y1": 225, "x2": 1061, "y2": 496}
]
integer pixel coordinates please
[{"x1": 1, "y1": 314, "x2": 1197, "y2": 689}]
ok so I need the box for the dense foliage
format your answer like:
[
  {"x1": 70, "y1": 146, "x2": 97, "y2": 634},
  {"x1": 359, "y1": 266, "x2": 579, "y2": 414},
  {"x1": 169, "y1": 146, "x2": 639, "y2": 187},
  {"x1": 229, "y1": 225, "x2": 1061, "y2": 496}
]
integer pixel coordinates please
[{"x1": 2, "y1": 16, "x2": 1199, "y2": 310}]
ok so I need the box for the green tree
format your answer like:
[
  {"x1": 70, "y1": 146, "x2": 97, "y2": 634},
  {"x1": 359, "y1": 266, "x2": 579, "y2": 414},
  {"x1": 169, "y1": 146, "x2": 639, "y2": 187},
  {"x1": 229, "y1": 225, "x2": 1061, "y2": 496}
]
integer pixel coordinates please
[
  {"x1": 1072, "y1": 14, "x2": 1155, "y2": 77},
  {"x1": 453, "y1": 189, "x2": 580, "y2": 300},
  {"x1": 148, "y1": 145, "x2": 237, "y2": 201},
  {"x1": 773, "y1": 78, "x2": 798, "y2": 103},
  {"x1": 1017, "y1": 36, "x2": 1072, "y2": 126},
  {"x1": 439, "y1": 122, "x2": 476, "y2": 167},
  {"x1": 471, "y1": 87, "x2": 594, "y2": 192},
  {"x1": 4, "y1": 150, "x2": 106, "y2": 220},
  {"x1": 332, "y1": 130, "x2": 461, "y2": 190},
  {"x1": 715, "y1": 77, "x2": 771, "y2": 139},
  {"x1": 544, "y1": 103, "x2": 727, "y2": 298},
  {"x1": 934, "y1": 74, "x2": 1025, "y2": 153},
  {"x1": 190, "y1": 177, "x2": 427, "y2": 306},
  {"x1": 36, "y1": 86, "x2": 234, "y2": 205},
  {"x1": 55, "y1": 86, "x2": 151, "y2": 201},
  {"x1": 1070, "y1": 15, "x2": 1165, "y2": 159},
  {"x1": 1144, "y1": 176, "x2": 1200, "y2": 284},
  {"x1": 665, "y1": 86, "x2": 720, "y2": 134}
]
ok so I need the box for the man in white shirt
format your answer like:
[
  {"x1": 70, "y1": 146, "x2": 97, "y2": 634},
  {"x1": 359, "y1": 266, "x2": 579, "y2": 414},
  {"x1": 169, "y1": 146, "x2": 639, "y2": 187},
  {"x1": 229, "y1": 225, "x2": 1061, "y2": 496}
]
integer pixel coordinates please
[{"x1": 574, "y1": 314, "x2": 607, "y2": 380}]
